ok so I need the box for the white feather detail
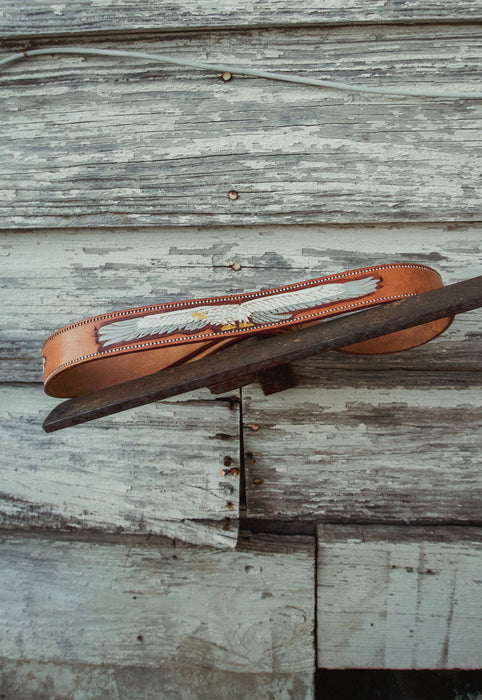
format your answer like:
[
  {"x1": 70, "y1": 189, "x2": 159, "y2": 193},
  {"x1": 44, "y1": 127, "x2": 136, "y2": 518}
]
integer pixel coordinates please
[
  {"x1": 97, "y1": 276, "x2": 378, "y2": 347},
  {"x1": 241, "y1": 277, "x2": 377, "y2": 324}
]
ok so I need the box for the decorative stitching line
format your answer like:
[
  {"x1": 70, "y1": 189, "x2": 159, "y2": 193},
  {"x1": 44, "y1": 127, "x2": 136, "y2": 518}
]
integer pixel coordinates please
[
  {"x1": 44, "y1": 291, "x2": 415, "y2": 385},
  {"x1": 42, "y1": 264, "x2": 439, "y2": 350}
]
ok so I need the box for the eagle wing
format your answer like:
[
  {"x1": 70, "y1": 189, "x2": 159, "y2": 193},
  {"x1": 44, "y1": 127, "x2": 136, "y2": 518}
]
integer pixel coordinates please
[
  {"x1": 97, "y1": 304, "x2": 236, "y2": 347},
  {"x1": 241, "y1": 276, "x2": 379, "y2": 325},
  {"x1": 97, "y1": 276, "x2": 379, "y2": 347}
]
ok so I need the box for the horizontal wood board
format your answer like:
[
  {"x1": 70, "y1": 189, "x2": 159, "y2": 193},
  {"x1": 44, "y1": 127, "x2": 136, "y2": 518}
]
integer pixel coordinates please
[
  {"x1": 0, "y1": 660, "x2": 314, "y2": 700},
  {"x1": 1, "y1": 25, "x2": 482, "y2": 228},
  {"x1": 317, "y1": 525, "x2": 482, "y2": 669},
  {"x1": 0, "y1": 385, "x2": 240, "y2": 547},
  {"x1": 3, "y1": 0, "x2": 482, "y2": 38},
  {"x1": 0, "y1": 532, "x2": 315, "y2": 675},
  {"x1": 243, "y1": 371, "x2": 482, "y2": 522},
  {"x1": 1, "y1": 224, "x2": 480, "y2": 383}
]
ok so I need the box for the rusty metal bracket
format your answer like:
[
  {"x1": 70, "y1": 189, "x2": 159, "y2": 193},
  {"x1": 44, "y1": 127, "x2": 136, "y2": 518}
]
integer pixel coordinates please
[{"x1": 43, "y1": 276, "x2": 482, "y2": 433}]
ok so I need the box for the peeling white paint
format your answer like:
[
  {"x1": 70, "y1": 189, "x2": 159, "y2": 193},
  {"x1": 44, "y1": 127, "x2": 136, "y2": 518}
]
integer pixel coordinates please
[{"x1": 1, "y1": 26, "x2": 481, "y2": 227}]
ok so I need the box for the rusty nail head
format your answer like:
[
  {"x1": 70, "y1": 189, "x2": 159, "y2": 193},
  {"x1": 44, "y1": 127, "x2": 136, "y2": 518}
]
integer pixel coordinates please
[
  {"x1": 222, "y1": 71, "x2": 232, "y2": 81},
  {"x1": 226, "y1": 501, "x2": 235, "y2": 509},
  {"x1": 223, "y1": 455, "x2": 233, "y2": 467},
  {"x1": 228, "y1": 190, "x2": 239, "y2": 200},
  {"x1": 222, "y1": 466, "x2": 239, "y2": 477},
  {"x1": 251, "y1": 424, "x2": 260, "y2": 431},
  {"x1": 253, "y1": 477, "x2": 263, "y2": 485},
  {"x1": 231, "y1": 262, "x2": 241, "y2": 271}
]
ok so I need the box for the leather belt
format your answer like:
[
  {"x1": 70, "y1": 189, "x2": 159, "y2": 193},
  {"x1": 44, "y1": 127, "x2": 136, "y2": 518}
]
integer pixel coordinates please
[{"x1": 43, "y1": 263, "x2": 452, "y2": 398}]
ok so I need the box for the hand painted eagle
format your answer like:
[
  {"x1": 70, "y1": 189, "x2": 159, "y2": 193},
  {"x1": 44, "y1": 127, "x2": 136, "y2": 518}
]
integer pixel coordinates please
[{"x1": 97, "y1": 276, "x2": 379, "y2": 348}]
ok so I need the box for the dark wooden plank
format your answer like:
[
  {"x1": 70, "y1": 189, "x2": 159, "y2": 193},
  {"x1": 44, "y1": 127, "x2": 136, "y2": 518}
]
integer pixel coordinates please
[{"x1": 1, "y1": 25, "x2": 481, "y2": 228}]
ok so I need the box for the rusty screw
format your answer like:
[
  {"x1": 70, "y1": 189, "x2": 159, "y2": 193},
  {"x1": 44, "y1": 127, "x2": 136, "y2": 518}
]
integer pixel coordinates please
[
  {"x1": 222, "y1": 466, "x2": 240, "y2": 476},
  {"x1": 228, "y1": 190, "x2": 239, "y2": 200}
]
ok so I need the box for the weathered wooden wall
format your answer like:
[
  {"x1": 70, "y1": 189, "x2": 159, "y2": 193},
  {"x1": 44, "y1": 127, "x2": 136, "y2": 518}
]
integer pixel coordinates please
[
  {"x1": 2, "y1": 26, "x2": 482, "y2": 227},
  {"x1": 1, "y1": 1, "x2": 481, "y2": 697}
]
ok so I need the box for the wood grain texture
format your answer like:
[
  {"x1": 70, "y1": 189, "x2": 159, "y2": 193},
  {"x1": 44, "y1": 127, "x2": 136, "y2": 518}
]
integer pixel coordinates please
[
  {"x1": 317, "y1": 525, "x2": 482, "y2": 669},
  {"x1": 0, "y1": 532, "x2": 315, "y2": 675},
  {"x1": 1, "y1": 224, "x2": 480, "y2": 383},
  {"x1": 0, "y1": 385, "x2": 240, "y2": 547},
  {"x1": 243, "y1": 371, "x2": 482, "y2": 522},
  {"x1": 2, "y1": 0, "x2": 482, "y2": 38},
  {"x1": 1, "y1": 25, "x2": 481, "y2": 228},
  {"x1": 0, "y1": 660, "x2": 314, "y2": 700}
]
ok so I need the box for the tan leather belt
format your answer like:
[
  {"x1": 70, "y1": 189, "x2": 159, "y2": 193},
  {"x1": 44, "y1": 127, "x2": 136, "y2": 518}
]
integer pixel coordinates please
[{"x1": 43, "y1": 263, "x2": 452, "y2": 398}]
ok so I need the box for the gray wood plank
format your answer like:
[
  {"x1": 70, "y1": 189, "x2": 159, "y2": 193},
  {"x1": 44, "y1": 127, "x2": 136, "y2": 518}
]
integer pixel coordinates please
[
  {"x1": 317, "y1": 525, "x2": 482, "y2": 669},
  {"x1": 1, "y1": 224, "x2": 480, "y2": 383},
  {"x1": 243, "y1": 371, "x2": 482, "y2": 522},
  {"x1": 2, "y1": 0, "x2": 481, "y2": 38},
  {"x1": 1, "y1": 25, "x2": 481, "y2": 228},
  {"x1": 0, "y1": 532, "x2": 315, "y2": 680},
  {"x1": 0, "y1": 660, "x2": 314, "y2": 700},
  {"x1": 0, "y1": 385, "x2": 240, "y2": 547}
]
